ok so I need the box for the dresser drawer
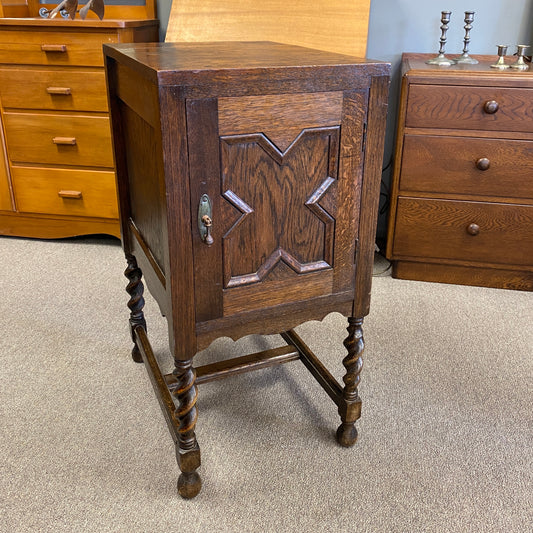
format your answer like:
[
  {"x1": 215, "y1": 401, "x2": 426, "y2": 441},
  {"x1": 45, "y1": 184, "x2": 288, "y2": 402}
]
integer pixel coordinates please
[
  {"x1": 12, "y1": 166, "x2": 117, "y2": 219},
  {"x1": 0, "y1": 29, "x2": 118, "y2": 67},
  {"x1": 392, "y1": 197, "x2": 533, "y2": 267},
  {"x1": 3, "y1": 112, "x2": 114, "y2": 168},
  {"x1": 0, "y1": 68, "x2": 108, "y2": 112},
  {"x1": 406, "y1": 84, "x2": 533, "y2": 132},
  {"x1": 400, "y1": 134, "x2": 533, "y2": 199}
]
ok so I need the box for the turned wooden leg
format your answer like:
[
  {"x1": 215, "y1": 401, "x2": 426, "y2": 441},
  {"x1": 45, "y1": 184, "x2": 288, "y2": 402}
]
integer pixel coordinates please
[
  {"x1": 124, "y1": 254, "x2": 146, "y2": 363},
  {"x1": 336, "y1": 317, "x2": 364, "y2": 447},
  {"x1": 173, "y1": 358, "x2": 202, "y2": 499}
]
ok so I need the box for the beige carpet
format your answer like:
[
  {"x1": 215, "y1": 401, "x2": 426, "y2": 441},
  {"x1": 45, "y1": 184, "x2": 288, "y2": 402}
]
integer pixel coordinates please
[{"x1": 1, "y1": 235, "x2": 532, "y2": 532}]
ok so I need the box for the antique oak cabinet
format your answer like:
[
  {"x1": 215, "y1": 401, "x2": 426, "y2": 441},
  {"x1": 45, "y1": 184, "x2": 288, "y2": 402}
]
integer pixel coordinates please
[
  {"x1": 386, "y1": 53, "x2": 533, "y2": 290},
  {"x1": 104, "y1": 41, "x2": 389, "y2": 498},
  {"x1": 0, "y1": 1, "x2": 158, "y2": 238}
]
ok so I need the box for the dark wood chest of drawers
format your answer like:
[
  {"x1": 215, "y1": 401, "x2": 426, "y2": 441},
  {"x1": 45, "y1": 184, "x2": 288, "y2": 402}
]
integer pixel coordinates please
[
  {"x1": 386, "y1": 53, "x2": 533, "y2": 291},
  {"x1": 104, "y1": 41, "x2": 389, "y2": 497}
]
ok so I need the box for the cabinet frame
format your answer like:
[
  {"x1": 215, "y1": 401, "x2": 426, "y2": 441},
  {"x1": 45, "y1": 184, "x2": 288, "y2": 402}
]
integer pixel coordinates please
[{"x1": 105, "y1": 41, "x2": 390, "y2": 498}]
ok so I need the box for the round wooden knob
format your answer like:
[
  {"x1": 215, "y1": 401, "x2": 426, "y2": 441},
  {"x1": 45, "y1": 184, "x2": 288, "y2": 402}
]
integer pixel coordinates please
[
  {"x1": 483, "y1": 100, "x2": 499, "y2": 114},
  {"x1": 467, "y1": 223, "x2": 480, "y2": 236},
  {"x1": 476, "y1": 157, "x2": 491, "y2": 171}
]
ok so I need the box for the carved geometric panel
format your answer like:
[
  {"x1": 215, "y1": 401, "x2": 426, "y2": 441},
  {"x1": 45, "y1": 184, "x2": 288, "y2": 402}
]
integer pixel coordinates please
[{"x1": 220, "y1": 127, "x2": 339, "y2": 288}]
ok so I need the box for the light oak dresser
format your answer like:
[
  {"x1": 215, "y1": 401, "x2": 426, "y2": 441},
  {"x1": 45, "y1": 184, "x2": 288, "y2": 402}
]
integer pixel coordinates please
[
  {"x1": 386, "y1": 53, "x2": 533, "y2": 291},
  {"x1": 0, "y1": 1, "x2": 158, "y2": 238}
]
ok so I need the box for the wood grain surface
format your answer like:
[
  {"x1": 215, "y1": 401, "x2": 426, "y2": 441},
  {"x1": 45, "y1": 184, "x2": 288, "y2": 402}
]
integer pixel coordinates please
[{"x1": 165, "y1": 0, "x2": 370, "y2": 58}]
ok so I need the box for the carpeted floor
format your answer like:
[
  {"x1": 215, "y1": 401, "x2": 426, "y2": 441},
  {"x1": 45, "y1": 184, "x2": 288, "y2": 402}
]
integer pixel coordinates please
[{"x1": 1, "y1": 235, "x2": 532, "y2": 532}]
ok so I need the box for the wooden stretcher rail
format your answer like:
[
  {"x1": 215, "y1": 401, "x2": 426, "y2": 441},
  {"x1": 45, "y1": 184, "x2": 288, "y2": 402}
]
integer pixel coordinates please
[
  {"x1": 281, "y1": 329, "x2": 344, "y2": 407},
  {"x1": 166, "y1": 344, "x2": 301, "y2": 387},
  {"x1": 134, "y1": 326, "x2": 180, "y2": 445}
]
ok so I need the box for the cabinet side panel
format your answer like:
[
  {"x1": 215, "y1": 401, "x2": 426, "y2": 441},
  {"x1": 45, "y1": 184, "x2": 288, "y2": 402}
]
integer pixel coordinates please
[{"x1": 118, "y1": 101, "x2": 166, "y2": 277}]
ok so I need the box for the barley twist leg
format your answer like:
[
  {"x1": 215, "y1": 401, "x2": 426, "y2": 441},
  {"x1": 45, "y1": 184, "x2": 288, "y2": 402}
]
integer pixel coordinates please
[
  {"x1": 336, "y1": 317, "x2": 364, "y2": 447},
  {"x1": 172, "y1": 358, "x2": 201, "y2": 498},
  {"x1": 124, "y1": 254, "x2": 146, "y2": 363}
]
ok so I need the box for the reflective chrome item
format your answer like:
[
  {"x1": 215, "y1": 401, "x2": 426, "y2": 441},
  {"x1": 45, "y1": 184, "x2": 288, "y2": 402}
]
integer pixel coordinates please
[
  {"x1": 39, "y1": 7, "x2": 70, "y2": 18},
  {"x1": 427, "y1": 11, "x2": 453, "y2": 66}
]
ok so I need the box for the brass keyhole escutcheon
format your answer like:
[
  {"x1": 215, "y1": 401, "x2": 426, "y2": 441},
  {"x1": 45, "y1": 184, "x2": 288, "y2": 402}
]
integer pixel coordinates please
[{"x1": 198, "y1": 194, "x2": 214, "y2": 245}]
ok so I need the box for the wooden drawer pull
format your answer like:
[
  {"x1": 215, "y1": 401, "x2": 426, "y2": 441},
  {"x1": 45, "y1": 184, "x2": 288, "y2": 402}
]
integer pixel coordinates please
[
  {"x1": 475, "y1": 157, "x2": 490, "y2": 171},
  {"x1": 41, "y1": 44, "x2": 67, "y2": 53},
  {"x1": 58, "y1": 190, "x2": 83, "y2": 199},
  {"x1": 46, "y1": 87, "x2": 72, "y2": 95},
  {"x1": 483, "y1": 100, "x2": 499, "y2": 114},
  {"x1": 466, "y1": 223, "x2": 480, "y2": 236},
  {"x1": 53, "y1": 137, "x2": 77, "y2": 145}
]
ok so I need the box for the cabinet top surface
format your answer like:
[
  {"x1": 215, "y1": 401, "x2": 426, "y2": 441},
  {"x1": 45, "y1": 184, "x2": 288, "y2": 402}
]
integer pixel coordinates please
[
  {"x1": 402, "y1": 53, "x2": 533, "y2": 84},
  {"x1": 104, "y1": 41, "x2": 390, "y2": 85}
]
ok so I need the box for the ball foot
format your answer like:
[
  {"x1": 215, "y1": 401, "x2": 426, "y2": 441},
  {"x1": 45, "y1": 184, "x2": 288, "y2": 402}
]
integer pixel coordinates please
[
  {"x1": 131, "y1": 344, "x2": 143, "y2": 363},
  {"x1": 336, "y1": 423, "x2": 358, "y2": 447},
  {"x1": 178, "y1": 471, "x2": 202, "y2": 499}
]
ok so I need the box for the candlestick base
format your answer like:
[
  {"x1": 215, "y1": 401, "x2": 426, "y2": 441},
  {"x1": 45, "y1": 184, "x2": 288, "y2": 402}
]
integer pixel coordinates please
[{"x1": 426, "y1": 53, "x2": 453, "y2": 66}]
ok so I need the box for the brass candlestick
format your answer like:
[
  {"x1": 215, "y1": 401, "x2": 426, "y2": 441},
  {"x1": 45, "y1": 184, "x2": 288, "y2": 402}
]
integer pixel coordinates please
[
  {"x1": 490, "y1": 45, "x2": 510, "y2": 69},
  {"x1": 427, "y1": 11, "x2": 453, "y2": 66},
  {"x1": 454, "y1": 11, "x2": 478, "y2": 64},
  {"x1": 510, "y1": 45, "x2": 530, "y2": 70}
]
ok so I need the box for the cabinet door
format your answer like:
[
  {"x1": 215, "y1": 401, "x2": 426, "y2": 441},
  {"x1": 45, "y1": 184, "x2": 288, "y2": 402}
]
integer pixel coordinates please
[{"x1": 187, "y1": 92, "x2": 367, "y2": 322}]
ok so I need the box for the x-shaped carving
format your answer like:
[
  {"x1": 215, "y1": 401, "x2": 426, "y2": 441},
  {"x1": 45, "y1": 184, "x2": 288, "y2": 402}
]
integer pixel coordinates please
[{"x1": 220, "y1": 127, "x2": 339, "y2": 288}]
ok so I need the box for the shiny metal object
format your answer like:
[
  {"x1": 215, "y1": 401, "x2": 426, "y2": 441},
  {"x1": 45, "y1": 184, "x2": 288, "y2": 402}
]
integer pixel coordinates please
[
  {"x1": 39, "y1": 0, "x2": 104, "y2": 20},
  {"x1": 427, "y1": 11, "x2": 453, "y2": 66},
  {"x1": 39, "y1": 6, "x2": 70, "y2": 19},
  {"x1": 198, "y1": 194, "x2": 214, "y2": 245},
  {"x1": 467, "y1": 223, "x2": 480, "y2": 236},
  {"x1": 510, "y1": 45, "x2": 530, "y2": 70},
  {"x1": 454, "y1": 11, "x2": 478, "y2": 64},
  {"x1": 490, "y1": 45, "x2": 510, "y2": 69}
]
